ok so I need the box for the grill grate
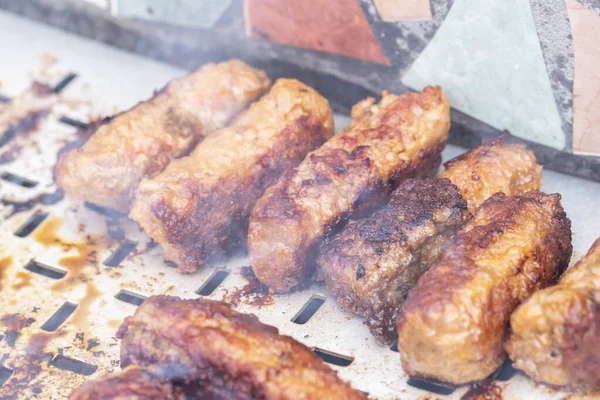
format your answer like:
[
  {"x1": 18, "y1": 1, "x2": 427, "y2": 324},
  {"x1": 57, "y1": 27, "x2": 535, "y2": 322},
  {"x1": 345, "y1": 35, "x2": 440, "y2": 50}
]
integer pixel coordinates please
[{"x1": 0, "y1": 9, "x2": 599, "y2": 400}]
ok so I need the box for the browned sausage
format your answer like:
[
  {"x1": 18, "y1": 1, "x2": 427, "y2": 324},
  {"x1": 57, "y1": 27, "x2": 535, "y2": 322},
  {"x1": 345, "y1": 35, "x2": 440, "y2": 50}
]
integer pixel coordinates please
[
  {"x1": 249, "y1": 87, "x2": 450, "y2": 293},
  {"x1": 506, "y1": 238, "x2": 600, "y2": 390},
  {"x1": 397, "y1": 191, "x2": 572, "y2": 385}
]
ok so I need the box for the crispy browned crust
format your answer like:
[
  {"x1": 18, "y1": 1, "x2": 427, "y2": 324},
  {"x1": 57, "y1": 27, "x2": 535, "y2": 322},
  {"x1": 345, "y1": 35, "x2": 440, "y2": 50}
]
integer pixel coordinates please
[
  {"x1": 317, "y1": 178, "x2": 469, "y2": 344},
  {"x1": 56, "y1": 60, "x2": 271, "y2": 212},
  {"x1": 397, "y1": 191, "x2": 572, "y2": 385},
  {"x1": 440, "y1": 135, "x2": 543, "y2": 214},
  {"x1": 117, "y1": 296, "x2": 367, "y2": 400},
  {"x1": 249, "y1": 86, "x2": 451, "y2": 293},
  {"x1": 506, "y1": 238, "x2": 600, "y2": 390},
  {"x1": 68, "y1": 366, "x2": 183, "y2": 400},
  {"x1": 129, "y1": 79, "x2": 333, "y2": 273}
]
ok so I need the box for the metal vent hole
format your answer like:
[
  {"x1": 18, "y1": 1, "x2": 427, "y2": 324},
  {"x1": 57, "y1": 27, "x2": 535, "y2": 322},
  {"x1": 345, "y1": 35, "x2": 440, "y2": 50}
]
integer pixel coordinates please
[
  {"x1": 103, "y1": 240, "x2": 136, "y2": 267},
  {"x1": 59, "y1": 116, "x2": 90, "y2": 129},
  {"x1": 51, "y1": 73, "x2": 77, "y2": 94},
  {"x1": 84, "y1": 202, "x2": 125, "y2": 218},
  {"x1": 292, "y1": 295, "x2": 325, "y2": 324},
  {"x1": 407, "y1": 378, "x2": 455, "y2": 395},
  {"x1": 0, "y1": 366, "x2": 13, "y2": 386},
  {"x1": 115, "y1": 290, "x2": 147, "y2": 306},
  {"x1": 0, "y1": 126, "x2": 17, "y2": 147},
  {"x1": 312, "y1": 348, "x2": 354, "y2": 367},
  {"x1": 196, "y1": 270, "x2": 229, "y2": 296},
  {"x1": 24, "y1": 260, "x2": 67, "y2": 280},
  {"x1": 41, "y1": 302, "x2": 77, "y2": 332},
  {"x1": 51, "y1": 355, "x2": 97, "y2": 376},
  {"x1": 14, "y1": 212, "x2": 48, "y2": 237},
  {"x1": 496, "y1": 359, "x2": 517, "y2": 381},
  {"x1": 1, "y1": 172, "x2": 38, "y2": 188}
]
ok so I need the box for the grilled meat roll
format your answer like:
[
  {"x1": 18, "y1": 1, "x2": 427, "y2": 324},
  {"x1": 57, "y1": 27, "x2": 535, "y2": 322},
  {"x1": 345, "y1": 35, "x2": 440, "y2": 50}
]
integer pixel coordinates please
[
  {"x1": 129, "y1": 79, "x2": 333, "y2": 273},
  {"x1": 440, "y1": 135, "x2": 543, "y2": 214},
  {"x1": 69, "y1": 366, "x2": 183, "y2": 400},
  {"x1": 117, "y1": 295, "x2": 367, "y2": 400},
  {"x1": 317, "y1": 137, "x2": 543, "y2": 344},
  {"x1": 317, "y1": 178, "x2": 469, "y2": 344},
  {"x1": 56, "y1": 60, "x2": 271, "y2": 212},
  {"x1": 397, "y1": 191, "x2": 572, "y2": 385},
  {"x1": 249, "y1": 86, "x2": 450, "y2": 293},
  {"x1": 506, "y1": 238, "x2": 600, "y2": 390}
]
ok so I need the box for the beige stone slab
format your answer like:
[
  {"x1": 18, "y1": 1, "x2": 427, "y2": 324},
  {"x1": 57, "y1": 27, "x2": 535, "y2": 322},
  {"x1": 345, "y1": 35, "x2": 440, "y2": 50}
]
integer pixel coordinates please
[{"x1": 567, "y1": 0, "x2": 600, "y2": 156}]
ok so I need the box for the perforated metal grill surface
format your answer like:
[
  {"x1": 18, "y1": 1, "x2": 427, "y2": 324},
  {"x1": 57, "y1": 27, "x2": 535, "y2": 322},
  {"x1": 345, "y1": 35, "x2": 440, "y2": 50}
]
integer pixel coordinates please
[{"x1": 0, "y1": 10, "x2": 599, "y2": 400}]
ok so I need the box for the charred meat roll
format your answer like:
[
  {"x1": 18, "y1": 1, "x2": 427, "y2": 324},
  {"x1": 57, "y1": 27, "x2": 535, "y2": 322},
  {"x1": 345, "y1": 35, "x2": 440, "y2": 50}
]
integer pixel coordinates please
[
  {"x1": 117, "y1": 296, "x2": 367, "y2": 400},
  {"x1": 506, "y1": 238, "x2": 600, "y2": 390},
  {"x1": 129, "y1": 79, "x2": 333, "y2": 272},
  {"x1": 249, "y1": 86, "x2": 450, "y2": 293},
  {"x1": 69, "y1": 366, "x2": 183, "y2": 400},
  {"x1": 56, "y1": 60, "x2": 271, "y2": 212},
  {"x1": 439, "y1": 135, "x2": 543, "y2": 214},
  {"x1": 397, "y1": 191, "x2": 572, "y2": 385},
  {"x1": 317, "y1": 178, "x2": 469, "y2": 344},
  {"x1": 316, "y1": 137, "x2": 543, "y2": 344}
]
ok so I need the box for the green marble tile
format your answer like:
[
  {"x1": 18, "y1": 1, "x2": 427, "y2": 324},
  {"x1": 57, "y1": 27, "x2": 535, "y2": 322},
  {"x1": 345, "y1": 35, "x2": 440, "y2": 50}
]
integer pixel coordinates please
[
  {"x1": 402, "y1": 0, "x2": 565, "y2": 150},
  {"x1": 113, "y1": 0, "x2": 231, "y2": 29}
]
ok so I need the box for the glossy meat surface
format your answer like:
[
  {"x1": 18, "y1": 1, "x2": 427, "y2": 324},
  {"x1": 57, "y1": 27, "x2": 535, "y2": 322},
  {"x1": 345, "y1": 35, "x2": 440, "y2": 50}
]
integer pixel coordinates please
[
  {"x1": 398, "y1": 191, "x2": 572, "y2": 385},
  {"x1": 117, "y1": 296, "x2": 367, "y2": 400},
  {"x1": 316, "y1": 138, "x2": 543, "y2": 344},
  {"x1": 249, "y1": 86, "x2": 450, "y2": 293},
  {"x1": 130, "y1": 79, "x2": 333, "y2": 272},
  {"x1": 317, "y1": 178, "x2": 469, "y2": 344},
  {"x1": 440, "y1": 135, "x2": 543, "y2": 214},
  {"x1": 506, "y1": 238, "x2": 600, "y2": 390},
  {"x1": 68, "y1": 366, "x2": 183, "y2": 400},
  {"x1": 56, "y1": 60, "x2": 271, "y2": 211}
]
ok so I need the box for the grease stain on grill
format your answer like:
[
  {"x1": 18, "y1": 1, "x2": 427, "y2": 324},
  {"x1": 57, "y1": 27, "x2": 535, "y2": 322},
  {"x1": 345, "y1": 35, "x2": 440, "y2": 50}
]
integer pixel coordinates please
[
  {"x1": 221, "y1": 266, "x2": 273, "y2": 307},
  {"x1": 0, "y1": 331, "x2": 60, "y2": 396},
  {"x1": 0, "y1": 109, "x2": 51, "y2": 164},
  {"x1": 292, "y1": 295, "x2": 325, "y2": 324},
  {"x1": 1, "y1": 314, "x2": 35, "y2": 348},
  {"x1": 51, "y1": 355, "x2": 97, "y2": 376},
  {"x1": 0, "y1": 172, "x2": 37, "y2": 188},
  {"x1": 24, "y1": 259, "x2": 67, "y2": 280},
  {"x1": 0, "y1": 255, "x2": 13, "y2": 291},
  {"x1": 1, "y1": 189, "x2": 64, "y2": 217},
  {"x1": 14, "y1": 212, "x2": 48, "y2": 237},
  {"x1": 407, "y1": 377, "x2": 455, "y2": 395},
  {"x1": 115, "y1": 289, "x2": 147, "y2": 306},
  {"x1": 312, "y1": 347, "x2": 354, "y2": 367},
  {"x1": 41, "y1": 302, "x2": 77, "y2": 332},
  {"x1": 51, "y1": 73, "x2": 78, "y2": 94},
  {"x1": 197, "y1": 270, "x2": 229, "y2": 296},
  {"x1": 103, "y1": 240, "x2": 136, "y2": 267},
  {"x1": 11, "y1": 271, "x2": 33, "y2": 291},
  {"x1": 0, "y1": 365, "x2": 12, "y2": 386},
  {"x1": 461, "y1": 380, "x2": 504, "y2": 400}
]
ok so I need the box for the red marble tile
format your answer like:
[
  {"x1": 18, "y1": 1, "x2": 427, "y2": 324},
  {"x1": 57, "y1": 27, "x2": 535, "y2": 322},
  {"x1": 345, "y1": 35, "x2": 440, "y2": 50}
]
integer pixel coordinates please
[
  {"x1": 244, "y1": 0, "x2": 390, "y2": 65},
  {"x1": 374, "y1": 0, "x2": 432, "y2": 21},
  {"x1": 567, "y1": 0, "x2": 600, "y2": 156}
]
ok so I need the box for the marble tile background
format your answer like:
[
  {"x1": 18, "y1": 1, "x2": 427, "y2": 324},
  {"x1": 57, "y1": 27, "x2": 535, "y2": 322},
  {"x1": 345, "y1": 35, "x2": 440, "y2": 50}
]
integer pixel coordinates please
[{"x1": 0, "y1": 0, "x2": 598, "y2": 181}]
